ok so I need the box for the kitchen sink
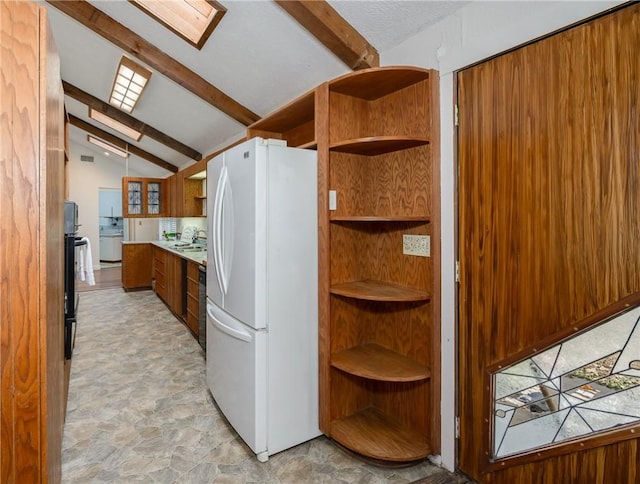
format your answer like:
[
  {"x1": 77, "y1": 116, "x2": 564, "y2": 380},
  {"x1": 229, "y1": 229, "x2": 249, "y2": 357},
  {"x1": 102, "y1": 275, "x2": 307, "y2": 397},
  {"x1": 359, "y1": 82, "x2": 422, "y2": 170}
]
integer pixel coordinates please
[{"x1": 174, "y1": 245, "x2": 207, "y2": 252}]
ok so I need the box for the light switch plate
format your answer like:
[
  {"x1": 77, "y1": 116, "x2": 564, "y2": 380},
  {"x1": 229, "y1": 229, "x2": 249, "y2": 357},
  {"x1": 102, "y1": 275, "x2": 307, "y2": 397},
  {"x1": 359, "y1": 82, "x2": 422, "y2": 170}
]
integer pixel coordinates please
[
  {"x1": 403, "y1": 234, "x2": 430, "y2": 257},
  {"x1": 329, "y1": 190, "x2": 337, "y2": 210}
]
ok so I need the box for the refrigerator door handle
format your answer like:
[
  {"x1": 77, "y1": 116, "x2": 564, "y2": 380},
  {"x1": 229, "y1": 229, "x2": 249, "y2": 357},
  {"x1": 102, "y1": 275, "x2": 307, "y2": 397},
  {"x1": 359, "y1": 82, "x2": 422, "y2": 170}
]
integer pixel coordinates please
[
  {"x1": 217, "y1": 166, "x2": 231, "y2": 294},
  {"x1": 207, "y1": 303, "x2": 251, "y2": 343},
  {"x1": 212, "y1": 165, "x2": 226, "y2": 295}
]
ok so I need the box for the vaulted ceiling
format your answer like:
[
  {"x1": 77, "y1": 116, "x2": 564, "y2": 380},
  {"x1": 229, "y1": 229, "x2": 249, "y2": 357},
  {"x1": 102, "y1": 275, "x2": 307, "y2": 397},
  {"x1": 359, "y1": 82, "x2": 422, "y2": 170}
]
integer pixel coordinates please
[{"x1": 43, "y1": 1, "x2": 468, "y2": 178}]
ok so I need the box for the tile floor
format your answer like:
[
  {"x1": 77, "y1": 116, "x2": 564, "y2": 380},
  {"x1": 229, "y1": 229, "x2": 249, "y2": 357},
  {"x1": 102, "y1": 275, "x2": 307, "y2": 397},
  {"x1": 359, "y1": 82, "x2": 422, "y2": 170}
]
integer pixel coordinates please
[{"x1": 62, "y1": 288, "x2": 469, "y2": 483}]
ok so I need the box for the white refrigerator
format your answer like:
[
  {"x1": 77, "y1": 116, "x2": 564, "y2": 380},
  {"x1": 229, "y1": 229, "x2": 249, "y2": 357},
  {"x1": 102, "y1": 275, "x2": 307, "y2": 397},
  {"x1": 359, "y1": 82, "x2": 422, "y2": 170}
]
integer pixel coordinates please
[{"x1": 206, "y1": 137, "x2": 320, "y2": 462}]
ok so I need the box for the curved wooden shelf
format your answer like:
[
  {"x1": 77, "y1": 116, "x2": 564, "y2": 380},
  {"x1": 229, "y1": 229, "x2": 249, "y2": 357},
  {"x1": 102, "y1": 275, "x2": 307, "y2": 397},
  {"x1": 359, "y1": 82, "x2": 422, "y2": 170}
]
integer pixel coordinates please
[
  {"x1": 329, "y1": 66, "x2": 430, "y2": 100},
  {"x1": 331, "y1": 407, "x2": 431, "y2": 462},
  {"x1": 330, "y1": 136, "x2": 429, "y2": 156},
  {"x1": 248, "y1": 89, "x2": 315, "y2": 132},
  {"x1": 299, "y1": 140, "x2": 317, "y2": 150},
  {"x1": 330, "y1": 215, "x2": 429, "y2": 223},
  {"x1": 331, "y1": 344, "x2": 430, "y2": 382},
  {"x1": 330, "y1": 280, "x2": 430, "y2": 302}
]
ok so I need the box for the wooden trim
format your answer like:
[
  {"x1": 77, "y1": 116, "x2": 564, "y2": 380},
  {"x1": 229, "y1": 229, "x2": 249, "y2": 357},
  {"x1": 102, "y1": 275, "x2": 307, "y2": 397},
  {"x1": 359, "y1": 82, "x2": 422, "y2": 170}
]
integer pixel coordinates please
[
  {"x1": 315, "y1": 82, "x2": 331, "y2": 434},
  {"x1": 68, "y1": 114, "x2": 178, "y2": 173},
  {"x1": 1, "y1": 3, "x2": 65, "y2": 481},
  {"x1": 427, "y1": 69, "x2": 442, "y2": 455},
  {"x1": 63, "y1": 81, "x2": 202, "y2": 160},
  {"x1": 275, "y1": 0, "x2": 379, "y2": 70},
  {"x1": 46, "y1": 0, "x2": 259, "y2": 126}
]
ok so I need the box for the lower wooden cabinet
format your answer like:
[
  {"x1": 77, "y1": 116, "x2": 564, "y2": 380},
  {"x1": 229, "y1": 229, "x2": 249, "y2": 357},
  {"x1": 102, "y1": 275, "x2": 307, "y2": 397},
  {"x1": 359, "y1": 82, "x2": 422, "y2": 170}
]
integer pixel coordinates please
[
  {"x1": 153, "y1": 246, "x2": 168, "y2": 302},
  {"x1": 166, "y1": 252, "x2": 186, "y2": 320},
  {"x1": 152, "y1": 246, "x2": 202, "y2": 338},
  {"x1": 122, "y1": 243, "x2": 153, "y2": 290},
  {"x1": 185, "y1": 261, "x2": 200, "y2": 335}
]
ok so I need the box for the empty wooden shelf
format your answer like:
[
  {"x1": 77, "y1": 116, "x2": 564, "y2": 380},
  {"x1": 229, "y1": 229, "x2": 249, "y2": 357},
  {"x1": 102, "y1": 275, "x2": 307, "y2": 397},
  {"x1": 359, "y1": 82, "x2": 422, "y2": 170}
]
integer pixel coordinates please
[
  {"x1": 330, "y1": 136, "x2": 429, "y2": 156},
  {"x1": 331, "y1": 344, "x2": 430, "y2": 382},
  {"x1": 330, "y1": 280, "x2": 430, "y2": 302},
  {"x1": 331, "y1": 407, "x2": 431, "y2": 462}
]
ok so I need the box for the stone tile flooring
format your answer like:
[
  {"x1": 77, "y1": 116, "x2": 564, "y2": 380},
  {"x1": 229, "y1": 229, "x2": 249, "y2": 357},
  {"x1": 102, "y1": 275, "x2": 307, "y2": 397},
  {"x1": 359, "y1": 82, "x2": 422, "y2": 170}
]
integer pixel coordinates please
[{"x1": 62, "y1": 288, "x2": 466, "y2": 483}]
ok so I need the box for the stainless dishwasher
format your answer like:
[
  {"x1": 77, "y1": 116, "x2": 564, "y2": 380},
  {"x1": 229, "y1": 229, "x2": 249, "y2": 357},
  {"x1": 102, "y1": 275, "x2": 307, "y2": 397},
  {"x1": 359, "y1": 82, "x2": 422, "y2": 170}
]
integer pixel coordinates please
[{"x1": 198, "y1": 265, "x2": 206, "y2": 352}]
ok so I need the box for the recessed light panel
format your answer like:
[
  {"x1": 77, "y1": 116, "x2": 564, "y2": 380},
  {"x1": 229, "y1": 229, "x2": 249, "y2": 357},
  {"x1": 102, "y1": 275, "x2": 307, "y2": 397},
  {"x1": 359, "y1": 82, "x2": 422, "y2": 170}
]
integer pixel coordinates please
[
  {"x1": 89, "y1": 108, "x2": 143, "y2": 141},
  {"x1": 87, "y1": 135, "x2": 129, "y2": 158},
  {"x1": 109, "y1": 57, "x2": 151, "y2": 113}
]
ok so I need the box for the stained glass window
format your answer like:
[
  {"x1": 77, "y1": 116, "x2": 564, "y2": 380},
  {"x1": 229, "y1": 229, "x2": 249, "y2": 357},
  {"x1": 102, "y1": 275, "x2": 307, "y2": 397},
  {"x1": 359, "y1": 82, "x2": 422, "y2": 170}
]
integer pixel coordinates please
[{"x1": 492, "y1": 305, "x2": 640, "y2": 458}]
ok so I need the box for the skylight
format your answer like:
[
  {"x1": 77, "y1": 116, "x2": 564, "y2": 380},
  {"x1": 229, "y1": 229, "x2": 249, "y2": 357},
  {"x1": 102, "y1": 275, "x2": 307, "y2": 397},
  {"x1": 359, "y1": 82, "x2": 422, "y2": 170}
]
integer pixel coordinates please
[
  {"x1": 109, "y1": 57, "x2": 151, "y2": 113},
  {"x1": 130, "y1": 0, "x2": 226, "y2": 50}
]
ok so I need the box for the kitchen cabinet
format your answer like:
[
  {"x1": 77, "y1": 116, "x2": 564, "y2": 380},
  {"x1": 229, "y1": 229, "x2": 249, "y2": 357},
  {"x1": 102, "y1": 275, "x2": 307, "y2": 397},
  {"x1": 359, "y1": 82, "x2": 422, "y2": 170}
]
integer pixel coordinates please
[
  {"x1": 183, "y1": 175, "x2": 206, "y2": 217},
  {"x1": 99, "y1": 234, "x2": 123, "y2": 262},
  {"x1": 152, "y1": 246, "x2": 187, "y2": 322},
  {"x1": 122, "y1": 243, "x2": 152, "y2": 290},
  {"x1": 247, "y1": 88, "x2": 316, "y2": 148},
  {"x1": 122, "y1": 177, "x2": 167, "y2": 217},
  {"x1": 152, "y1": 245, "x2": 205, "y2": 339},
  {"x1": 167, "y1": 252, "x2": 186, "y2": 320},
  {"x1": 185, "y1": 261, "x2": 200, "y2": 335},
  {"x1": 153, "y1": 246, "x2": 168, "y2": 302},
  {"x1": 247, "y1": 67, "x2": 440, "y2": 463},
  {"x1": 166, "y1": 172, "x2": 178, "y2": 217}
]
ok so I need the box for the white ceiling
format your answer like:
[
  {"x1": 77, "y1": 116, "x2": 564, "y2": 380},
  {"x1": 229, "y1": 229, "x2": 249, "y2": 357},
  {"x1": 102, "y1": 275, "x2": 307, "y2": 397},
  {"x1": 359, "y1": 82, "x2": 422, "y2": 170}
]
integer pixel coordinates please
[{"x1": 43, "y1": 1, "x2": 468, "y2": 178}]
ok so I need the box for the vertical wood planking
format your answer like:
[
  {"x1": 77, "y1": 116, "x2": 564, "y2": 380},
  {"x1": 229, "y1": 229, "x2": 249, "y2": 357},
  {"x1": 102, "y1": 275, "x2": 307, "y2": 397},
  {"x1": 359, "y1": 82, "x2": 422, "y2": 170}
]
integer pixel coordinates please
[
  {"x1": 458, "y1": 4, "x2": 640, "y2": 481},
  {"x1": 41, "y1": 6, "x2": 65, "y2": 482},
  {"x1": 1, "y1": 1, "x2": 42, "y2": 480},
  {"x1": 1, "y1": 2, "x2": 65, "y2": 481}
]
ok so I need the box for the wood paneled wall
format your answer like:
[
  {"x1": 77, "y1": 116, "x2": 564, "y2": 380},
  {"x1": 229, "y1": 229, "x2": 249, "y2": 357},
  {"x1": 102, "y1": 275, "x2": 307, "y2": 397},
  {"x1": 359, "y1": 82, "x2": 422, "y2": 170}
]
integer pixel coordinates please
[
  {"x1": 457, "y1": 4, "x2": 639, "y2": 482},
  {"x1": 1, "y1": 2, "x2": 65, "y2": 482}
]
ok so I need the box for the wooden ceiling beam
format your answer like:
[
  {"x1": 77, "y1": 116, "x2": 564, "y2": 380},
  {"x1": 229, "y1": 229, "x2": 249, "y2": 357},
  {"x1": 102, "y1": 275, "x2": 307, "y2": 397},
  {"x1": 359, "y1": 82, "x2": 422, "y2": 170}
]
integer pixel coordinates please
[
  {"x1": 63, "y1": 81, "x2": 202, "y2": 161},
  {"x1": 68, "y1": 114, "x2": 179, "y2": 173},
  {"x1": 275, "y1": 1, "x2": 379, "y2": 70},
  {"x1": 47, "y1": 1, "x2": 260, "y2": 126}
]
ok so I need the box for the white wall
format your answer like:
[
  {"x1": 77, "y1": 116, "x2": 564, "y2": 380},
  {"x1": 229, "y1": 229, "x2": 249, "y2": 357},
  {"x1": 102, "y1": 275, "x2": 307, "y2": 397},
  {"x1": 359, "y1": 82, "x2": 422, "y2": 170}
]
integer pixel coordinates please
[
  {"x1": 381, "y1": 0, "x2": 624, "y2": 471},
  {"x1": 68, "y1": 139, "x2": 158, "y2": 268}
]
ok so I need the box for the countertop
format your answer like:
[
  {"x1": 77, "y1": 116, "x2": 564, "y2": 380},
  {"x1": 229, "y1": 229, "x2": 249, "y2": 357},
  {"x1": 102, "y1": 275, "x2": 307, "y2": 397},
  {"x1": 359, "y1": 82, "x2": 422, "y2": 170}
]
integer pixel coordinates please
[{"x1": 151, "y1": 240, "x2": 208, "y2": 266}]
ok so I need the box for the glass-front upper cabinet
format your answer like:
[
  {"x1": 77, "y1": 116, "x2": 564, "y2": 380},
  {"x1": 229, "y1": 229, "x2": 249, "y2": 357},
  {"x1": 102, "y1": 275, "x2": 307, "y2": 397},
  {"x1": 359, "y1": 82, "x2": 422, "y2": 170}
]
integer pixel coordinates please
[{"x1": 122, "y1": 177, "x2": 167, "y2": 217}]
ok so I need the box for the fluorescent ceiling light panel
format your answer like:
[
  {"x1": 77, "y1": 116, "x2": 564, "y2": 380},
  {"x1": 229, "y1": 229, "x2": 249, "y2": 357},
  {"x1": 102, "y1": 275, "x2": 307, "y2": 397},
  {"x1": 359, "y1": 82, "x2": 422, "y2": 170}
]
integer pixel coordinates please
[
  {"x1": 89, "y1": 108, "x2": 143, "y2": 141},
  {"x1": 130, "y1": 0, "x2": 226, "y2": 50},
  {"x1": 87, "y1": 135, "x2": 129, "y2": 158},
  {"x1": 109, "y1": 57, "x2": 151, "y2": 113}
]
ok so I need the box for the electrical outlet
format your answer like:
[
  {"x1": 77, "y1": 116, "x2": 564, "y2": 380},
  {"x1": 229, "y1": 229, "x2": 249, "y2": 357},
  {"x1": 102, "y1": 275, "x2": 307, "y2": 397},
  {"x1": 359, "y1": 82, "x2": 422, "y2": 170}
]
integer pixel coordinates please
[{"x1": 403, "y1": 234, "x2": 430, "y2": 257}]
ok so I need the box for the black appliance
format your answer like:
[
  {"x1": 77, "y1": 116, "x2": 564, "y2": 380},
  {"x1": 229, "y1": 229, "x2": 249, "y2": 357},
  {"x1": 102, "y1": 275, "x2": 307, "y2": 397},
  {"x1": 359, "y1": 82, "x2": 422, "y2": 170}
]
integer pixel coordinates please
[
  {"x1": 64, "y1": 201, "x2": 82, "y2": 360},
  {"x1": 198, "y1": 265, "x2": 206, "y2": 351}
]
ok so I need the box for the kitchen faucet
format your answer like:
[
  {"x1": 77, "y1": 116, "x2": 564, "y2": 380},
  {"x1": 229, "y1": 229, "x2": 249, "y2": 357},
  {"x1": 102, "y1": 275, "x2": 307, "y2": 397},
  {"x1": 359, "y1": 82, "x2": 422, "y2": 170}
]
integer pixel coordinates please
[{"x1": 193, "y1": 229, "x2": 207, "y2": 244}]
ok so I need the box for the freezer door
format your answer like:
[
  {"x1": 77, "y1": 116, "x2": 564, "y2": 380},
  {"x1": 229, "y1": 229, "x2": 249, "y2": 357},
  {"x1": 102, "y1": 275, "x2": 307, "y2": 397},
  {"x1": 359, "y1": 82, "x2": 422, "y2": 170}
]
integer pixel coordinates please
[
  {"x1": 220, "y1": 140, "x2": 267, "y2": 330},
  {"x1": 205, "y1": 300, "x2": 267, "y2": 455}
]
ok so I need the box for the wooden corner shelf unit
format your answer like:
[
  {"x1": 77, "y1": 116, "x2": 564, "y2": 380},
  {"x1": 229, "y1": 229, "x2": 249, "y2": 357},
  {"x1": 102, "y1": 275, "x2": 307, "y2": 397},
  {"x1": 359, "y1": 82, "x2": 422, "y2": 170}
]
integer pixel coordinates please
[{"x1": 246, "y1": 66, "x2": 440, "y2": 464}]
